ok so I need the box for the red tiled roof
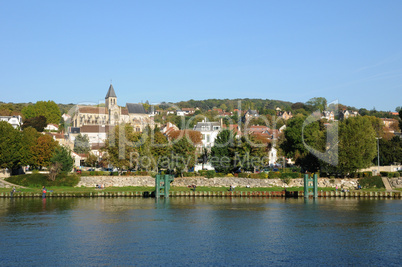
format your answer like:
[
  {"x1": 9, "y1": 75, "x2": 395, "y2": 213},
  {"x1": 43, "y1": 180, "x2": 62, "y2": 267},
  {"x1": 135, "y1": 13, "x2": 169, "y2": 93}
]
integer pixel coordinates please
[
  {"x1": 78, "y1": 106, "x2": 108, "y2": 114},
  {"x1": 80, "y1": 125, "x2": 114, "y2": 133}
]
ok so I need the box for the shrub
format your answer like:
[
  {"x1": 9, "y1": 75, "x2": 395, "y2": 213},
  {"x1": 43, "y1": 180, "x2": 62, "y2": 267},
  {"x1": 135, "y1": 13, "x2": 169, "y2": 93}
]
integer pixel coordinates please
[
  {"x1": 226, "y1": 173, "x2": 234, "y2": 177},
  {"x1": 259, "y1": 172, "x2": 268, "y2": 179},
  {"x1": 268, "y1": 172, "x2": 281, "y2": 178},
  {"x1": 380, "y1": 172, "x2": 388, "y2": 177},
  {"x1": 359, "y1": 176, "x2": 384, "y2": 189},
  {"x1": 238, "y1": 173, "x2": 249, "y2": 178},
  {"x1": 394, "y1": 172, "x2": 400, "y2": 177},
  {"x1": 363, "y1": 172, "x2": 372, "y2": 177},
  {"x1": 215, "y1": 173, "x2": 226, "y2": 177},
  {"x1": 5, "y1": 173, "x2": 80, "y2": 187},
  {"x1": 206, "y1": 170, "x2": 216, "y2": 178},
  {"x1": 282, "y1": 172, "x2": 299, "y2": 179},
  {"x1": 183, "y1": 172, "x2": 194, "y2": 177},
  {"x1": 249, "y1": 173, "x2": 259, "y2": 179},
  {"x1": 198, "y1": 170, "x2": 208, "y2": 177},
  {"x1": 282, "y1": 177, "x2": 292, "y2": 185}
]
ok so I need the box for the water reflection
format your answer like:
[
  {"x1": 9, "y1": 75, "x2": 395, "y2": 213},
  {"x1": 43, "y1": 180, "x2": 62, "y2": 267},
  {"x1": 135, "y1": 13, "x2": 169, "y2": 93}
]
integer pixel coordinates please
[{"x1": 0, "y1": 198, "x2": 400, "y2": 266}]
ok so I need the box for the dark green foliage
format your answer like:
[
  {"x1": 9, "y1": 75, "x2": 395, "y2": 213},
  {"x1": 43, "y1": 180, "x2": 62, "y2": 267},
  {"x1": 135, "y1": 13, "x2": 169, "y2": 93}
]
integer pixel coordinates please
[
  {"x1": 197, "y1": 170, "x2": 208, "y2": 177},
  {"x1": 281, "y1": 172, "x2": 301, "y2": 178},
  {"x1": 51, "y1": 146, "x2": 74, "y2": 172},
  {"x1": 206, "y1": 170, "x2": 216, "y2": 178},
  {"x1": 211, "y1": 129, "x2": 236, "y2": 173},
  {"x1": 22, "y1": 101, "x2": 61, "y2": 124},
  {"x1": 0, "y1": 121, "x2": 22, "y2": 171},
  {"x1": 358, "y1": 176, "x2": 384, "y2": 189},
  {"x1": 374, "y1": 136, "x2": 402, "y2": 166},
  {"x1": 6, "y1": 173, "x2": 80, "y2": 187},
  {"x1": 22, "y1": 116, "x2": 47, "y2": 132},
  {"x1": 237, "y1": 173, "x2": 249, "y2": 178},
  {"x1": 268, "y1": 172, "x2": 281, "y2": 178},
  {"x1": 74, "y1": 134, "x2": 90, "y2": 154}
]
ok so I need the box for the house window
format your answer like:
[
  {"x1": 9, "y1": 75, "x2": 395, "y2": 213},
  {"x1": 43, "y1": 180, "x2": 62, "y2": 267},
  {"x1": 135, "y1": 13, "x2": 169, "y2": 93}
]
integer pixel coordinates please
[{"x1": 207, "y1": 135, "x2": 210, "y2": 143}]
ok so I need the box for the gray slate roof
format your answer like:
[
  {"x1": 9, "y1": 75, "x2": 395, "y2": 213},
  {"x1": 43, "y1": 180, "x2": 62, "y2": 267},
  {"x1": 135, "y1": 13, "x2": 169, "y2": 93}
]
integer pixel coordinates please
[
  {"x1": 126, "y1": 103, "x2": 146, "y2": 114},
  {"x1": 105, "y1": 84, "x2": 117, "y2": 99}
]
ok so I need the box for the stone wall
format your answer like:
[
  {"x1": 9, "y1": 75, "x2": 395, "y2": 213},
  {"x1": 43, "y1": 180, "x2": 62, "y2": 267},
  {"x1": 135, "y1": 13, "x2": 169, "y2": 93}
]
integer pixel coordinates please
[
  {"x1": 77, "y1": 176, "x2": 155, "y2": 187},
  {"x1": 389, "y1": 177, "x2": 402, "y2": 188},
  {"x1": 78, "y1": 176, "x2": 360, "y2": 189}
]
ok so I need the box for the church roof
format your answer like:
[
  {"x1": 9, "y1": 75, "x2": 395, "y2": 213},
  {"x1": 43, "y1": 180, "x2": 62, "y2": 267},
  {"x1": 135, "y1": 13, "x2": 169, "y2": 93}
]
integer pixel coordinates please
[
  {"x1": 78, "y1": 106, "x2": 108, "y2": 114},
  {"x1": 126, "y1": 103, "x2": 146, "y2": 114},
  {"x1": 105, "y1": 84, "x2": 117, "y2": 99}
]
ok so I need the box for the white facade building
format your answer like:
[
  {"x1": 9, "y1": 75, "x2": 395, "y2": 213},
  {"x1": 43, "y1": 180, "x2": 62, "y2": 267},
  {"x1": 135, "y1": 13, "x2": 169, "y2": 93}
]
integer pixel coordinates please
[
  {"x1": 193, "y1": 121, "x2": 221, "y2": 149},
  {"x1": 0, "y1": 115, "x2": 22, "y2": 129}
]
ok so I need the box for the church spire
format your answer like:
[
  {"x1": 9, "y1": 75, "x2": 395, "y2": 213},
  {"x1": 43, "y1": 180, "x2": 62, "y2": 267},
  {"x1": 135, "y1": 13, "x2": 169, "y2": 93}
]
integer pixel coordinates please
[{"x1": 105, "y1": 84, "x2": 117, "y2": 99}]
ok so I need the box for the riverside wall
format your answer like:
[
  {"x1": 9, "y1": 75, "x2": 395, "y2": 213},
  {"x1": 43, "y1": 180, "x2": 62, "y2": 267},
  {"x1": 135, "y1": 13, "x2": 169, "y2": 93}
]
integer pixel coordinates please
[
  {"x1": 1, "y1": 190, "x2": 401, "y2": 198},
  {"x1": 77, "y1": 176, "x2": 363, "y2": 189}
]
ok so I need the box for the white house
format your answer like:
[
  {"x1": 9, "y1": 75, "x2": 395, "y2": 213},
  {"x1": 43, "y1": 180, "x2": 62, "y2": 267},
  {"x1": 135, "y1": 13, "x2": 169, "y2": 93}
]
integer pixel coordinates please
[
  {"x1": 268, "y1": 147, "x2": 278, "y2": 166},
  {"x1": 0, "y1": 115, "x2": 22, "y2": 129},
  {"x1": 45, "y1": 124, "x2": 59, "y2": 131},
  {"x1": 176, "y1": 110, "x2": 186, "y2": 116},
  {"x1": 80, "y1": 125, "x2": 113, "y2": 144},
  {"x1": 193, "y1": 120, "x2": 222, "y2": 149}
]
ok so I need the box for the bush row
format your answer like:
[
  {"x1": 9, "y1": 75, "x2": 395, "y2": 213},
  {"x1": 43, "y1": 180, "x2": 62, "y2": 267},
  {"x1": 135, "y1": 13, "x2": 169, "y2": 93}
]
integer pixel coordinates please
[
  {"x1": 320, "y1": 172, "x2": 373, "y2": 178},
  {"x1": 358, "y1": 176, "x2": 384, "y2": 189},
  {"x1": 380, "y1": 172, "x2": 401, "y2": 178},
  {"x1": 6, "y1": 173, "x2": 80, "y2": 187}
]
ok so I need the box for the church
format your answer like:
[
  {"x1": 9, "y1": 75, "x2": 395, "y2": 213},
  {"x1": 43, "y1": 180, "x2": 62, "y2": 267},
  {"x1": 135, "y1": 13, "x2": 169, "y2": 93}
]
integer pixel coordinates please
[{"x1": 71, "y1": 84, "x2": 153, "y2": 132}]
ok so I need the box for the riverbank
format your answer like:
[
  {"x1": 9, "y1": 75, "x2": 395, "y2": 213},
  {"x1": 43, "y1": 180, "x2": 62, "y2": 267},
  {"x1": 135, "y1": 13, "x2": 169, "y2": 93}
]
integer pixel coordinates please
[{"x1": 1, "y1": 190, "x2": 401, "y2": 198}]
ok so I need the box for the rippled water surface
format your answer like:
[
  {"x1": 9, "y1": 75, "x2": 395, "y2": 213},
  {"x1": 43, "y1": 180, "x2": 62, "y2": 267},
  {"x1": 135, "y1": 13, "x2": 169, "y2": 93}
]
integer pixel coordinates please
[{"x1": 0, "y1": 197, "x2": 401, "y2": 266}]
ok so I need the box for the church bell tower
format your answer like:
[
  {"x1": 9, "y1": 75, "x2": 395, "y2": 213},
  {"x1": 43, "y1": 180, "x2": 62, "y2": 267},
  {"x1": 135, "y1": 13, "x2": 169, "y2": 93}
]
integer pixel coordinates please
[{"x1": 105, "y1": 84, "x2": 118, "y2": 125}]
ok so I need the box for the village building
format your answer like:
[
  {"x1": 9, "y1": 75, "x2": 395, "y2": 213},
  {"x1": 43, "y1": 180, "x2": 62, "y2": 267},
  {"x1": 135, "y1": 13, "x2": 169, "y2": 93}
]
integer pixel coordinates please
[
  {"x1": 0, "y1": 115, "x2": 22, "y2": 129},
  {"x1": 277, "y1": 111, "x2": 293, "y2": 120},
  {"x1": 193, "y1": 120, "x2": 222, "y2": 149},
  {"x1": 71, "y1": 84, "x2": 154, "y2": 132},
  {"x1": 339, "y1": 110, "x2": 359, "y2": 120}
]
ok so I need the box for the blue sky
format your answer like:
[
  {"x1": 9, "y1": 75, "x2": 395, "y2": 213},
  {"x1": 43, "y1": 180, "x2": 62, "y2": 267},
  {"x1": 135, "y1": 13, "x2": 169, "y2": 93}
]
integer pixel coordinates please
[{"x1": 1, "y1": 1, "x2": 401, "y2": 111}]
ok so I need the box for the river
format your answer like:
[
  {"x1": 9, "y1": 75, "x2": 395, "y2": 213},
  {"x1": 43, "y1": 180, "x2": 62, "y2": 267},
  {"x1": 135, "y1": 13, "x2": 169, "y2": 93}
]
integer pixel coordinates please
[{"x1": 0, "y1": 197, "x2": 400, "y2": 266}]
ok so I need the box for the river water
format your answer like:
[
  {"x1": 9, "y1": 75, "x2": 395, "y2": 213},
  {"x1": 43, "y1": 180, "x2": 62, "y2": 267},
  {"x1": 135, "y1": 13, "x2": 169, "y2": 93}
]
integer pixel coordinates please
[{"x1": 0, "y1": 197, "x2": 400, "y2": 266}]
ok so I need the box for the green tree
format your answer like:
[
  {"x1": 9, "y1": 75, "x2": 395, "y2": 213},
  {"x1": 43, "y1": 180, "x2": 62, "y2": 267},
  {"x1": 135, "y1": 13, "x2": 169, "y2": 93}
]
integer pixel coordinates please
[
  {"x1": 31, "y1": 134, "x2": 58, "y2": 169},
  {"x1": 171, "y1": 137, "x2": 197, "y2": 175},
  {"x1": 22, "y1": 101, "x2": 61, "y2": 124},
  {"x1": 22, "y1": 116, "x2": 47, "y2": 132},
  {"x1": 85, "y1": 152, "x2": 98, "y2": 167},
  {"x1": 0, "y1": 121, "x2": 22, "y2": 172},
  {"x1": 103, "y1": 124, "x2": 142, "y2": 171},
  {"x1": 211, "y1": 129, "x2": 236, "y2": 173},
  {"x1": 306, "y1": 97, "x2": 327, "y2": 112},
  {"x1": 281, "y1": 115, "x2": 327, "y2": 172},
  {"x1": 234, "y1": 135, "x2": 267, "y2": 172},
  {"x1": 374, "y1": 136, "x2": 402, "y2": 166},
  {"x1": 399, "y1": 109, "x2": 402, "y2": 132},
  {"x1": 74, "y1": 134, "x2": 91, "y2": 154},
  {"x1": 50, "y1": 146, "x2": 74, "y2": 172},
  {"x1": 337, "y1": 116, "x2": 376, "y2": 174},
  {"x1": 20, "y1": 127, "x2": 40, "y2": 167}
]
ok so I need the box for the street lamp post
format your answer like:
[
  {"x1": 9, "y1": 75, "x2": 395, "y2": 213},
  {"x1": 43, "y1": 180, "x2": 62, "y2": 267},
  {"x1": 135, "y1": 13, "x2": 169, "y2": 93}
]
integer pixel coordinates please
[{"x1": 376, "y1": 137, "x2": 382, "y2": 175}]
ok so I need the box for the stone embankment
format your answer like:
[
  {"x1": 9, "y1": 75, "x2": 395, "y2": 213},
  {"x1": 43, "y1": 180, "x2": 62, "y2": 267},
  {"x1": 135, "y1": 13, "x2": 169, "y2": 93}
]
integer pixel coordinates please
[
  {"x1": 1, "y1": 190, "x2": 401, "y2": 198},
  {"x1": 388, "y1": 177, "x2": 402, "y2": 189},
  {"x1": 77, "y1": 176, "x2": 361, "y2": 189}
]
